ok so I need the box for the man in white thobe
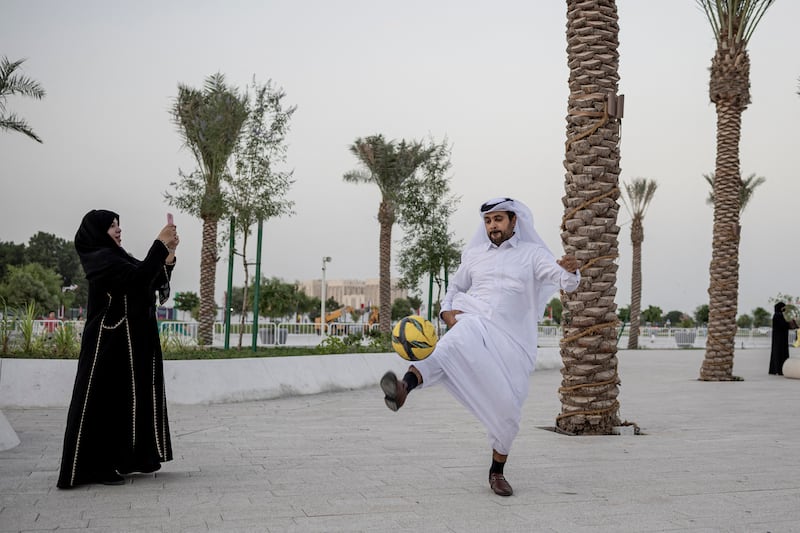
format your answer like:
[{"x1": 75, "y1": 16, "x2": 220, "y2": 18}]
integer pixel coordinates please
[{"x1": 381, "y1": 197, "x2": 580, "y2": 496}]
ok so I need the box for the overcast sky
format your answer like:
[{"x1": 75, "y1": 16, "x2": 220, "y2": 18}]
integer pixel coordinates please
[{"x1": 2, "y1": 1, "x2": 799, "y2": 317}]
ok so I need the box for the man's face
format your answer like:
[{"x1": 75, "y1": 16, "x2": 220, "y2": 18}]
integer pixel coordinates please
[{"x1": 483, "y1": 211, "x2": 515, "y2": 246}]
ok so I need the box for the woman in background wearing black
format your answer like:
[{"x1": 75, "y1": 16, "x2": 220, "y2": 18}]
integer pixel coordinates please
[
  {"x1": 58, "y1": 210, "x2": 179, "y2": 488},
  {"x1": 769, "y1": 301, "x2": 797, "y2": 376}
]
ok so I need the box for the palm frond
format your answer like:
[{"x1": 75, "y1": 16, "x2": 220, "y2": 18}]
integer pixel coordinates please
[
  {"x1": 0, "y1": 57, "x2": 46, "y2": 101},
  {"x1": 621, "y1": 177, "x2": 658, "y2": 219},
  {"x1": 0, "y1": 114, "x2": 43, "y2": 143},
  {"x1": 703, "y1": 171, "x2": 765, "y2": 212},
  {"x1": 696, "y1": 0, "x2": 776, "y2": 43}
]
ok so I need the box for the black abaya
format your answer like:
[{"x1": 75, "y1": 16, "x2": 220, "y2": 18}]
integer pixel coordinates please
[
  {"x1": 58, "y1": 210, "x2": 174, "y2": 488},
  {"x1": 769, "y1": 303, "x2": 795, "y2": 376}
]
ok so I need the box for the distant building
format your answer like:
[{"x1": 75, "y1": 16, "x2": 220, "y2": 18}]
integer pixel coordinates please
[{"x1": 299, "y1": 278, "x2": 407, "y2": 310}]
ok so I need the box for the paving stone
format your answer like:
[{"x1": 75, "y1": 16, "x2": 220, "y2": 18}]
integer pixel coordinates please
[{"x1": 2, "y1": 349, "x2": 800, "y2": 532}]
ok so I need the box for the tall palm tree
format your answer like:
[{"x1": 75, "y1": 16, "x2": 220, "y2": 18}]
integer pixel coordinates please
[
  {"x1": 559, "y1": 0, "x2": 623, "y2": 435},
  {"x1": 169, "y1": 73, "x2": 248, "y2": 345},
  {"x1": 344, "y1": 135, "x2": 433, "y2": 334},
  {"x1": 621, "y1": 178, "x2": 658, "y2": 350},
  {"x1": 703, "y1": 172, "x2": 765, "y2": 213},
  {"x1": 697, "y1": 0, "x2": 775, "y2": 381},
  {"x1": 0, "y1": 57, "x2": 45, "y2": 143}
]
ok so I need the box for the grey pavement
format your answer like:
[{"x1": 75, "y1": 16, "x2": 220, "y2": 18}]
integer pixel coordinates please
[{"x1": 1, "y1": 348, "x2": 799, "y2": 533}]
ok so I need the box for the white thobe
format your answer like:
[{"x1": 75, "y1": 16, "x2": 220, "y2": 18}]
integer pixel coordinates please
[{"x1": 414, "y1": 233, "x2": 580, "y2": 455}]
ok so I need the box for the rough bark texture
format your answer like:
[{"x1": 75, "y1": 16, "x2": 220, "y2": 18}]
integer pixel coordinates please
[
  {"x1": 559, "y1": 0, "x2": 622, "y2": 435},
  {"x1": 699, "y1": 41, "x2": 749, "y2": 381},
  {"x1": 378, "y1": 200, "x2": 394, "y2": 334},
  {"x1": 627, "y1": 218, "x2": 643, "y2": 349},
  {"x1": 198, "y1": 217, "x2": 218, "y2": 346}
]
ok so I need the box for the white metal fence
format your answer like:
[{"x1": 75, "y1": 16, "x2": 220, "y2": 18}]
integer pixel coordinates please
[{"x1": 3, "y1": 320, "x2": 787, "y2": 350}]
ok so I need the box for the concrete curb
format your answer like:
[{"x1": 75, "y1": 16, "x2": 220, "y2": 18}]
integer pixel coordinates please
[{"x1": 0, "y1": 348, "x2": 563, "y2": 408}]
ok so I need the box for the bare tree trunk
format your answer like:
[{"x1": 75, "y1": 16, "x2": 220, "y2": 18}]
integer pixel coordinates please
[
  {"x1": 627, "y1": 220, "x2": 643, "y2": 349},
  {"x1": 378, "y1": 201, "x2": 394, "y2": 334},
  {"x1": 701, "y1": 102, "x2": 742, "y2": 380},
  {"x1": 559, "y1": 0, "x2": 622, "y2": 435},
  {"x1": 198, "y1": 217, "x2": 218, "y2": 346}
]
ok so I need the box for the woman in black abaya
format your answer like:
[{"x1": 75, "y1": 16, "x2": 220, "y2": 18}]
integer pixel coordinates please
[
  {"x1": 58, "y1": 210, "x2": 179, "y2": 488},
  {"x1": 769, "y1": 301, "x2": 797, "y2": 376}
]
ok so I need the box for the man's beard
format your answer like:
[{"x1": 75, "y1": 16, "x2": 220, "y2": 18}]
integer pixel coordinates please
[{"x1": 489, "y1": 229, "x2": 513, "y2": 246}]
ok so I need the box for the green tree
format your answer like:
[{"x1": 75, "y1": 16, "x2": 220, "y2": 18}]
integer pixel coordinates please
[
  {"x1": 703, "y1": 172, "x2": 766, "y2": 213},
  {"x1": 737, "y1": 314, "x2": 753, "y2": 328},
  {"x1": 752, "y1": 306, "x2": 770, "y2": 327},
  {"x1": 618, "y1": 305, "x2": 630, "y2": 324},
  {"x1": 168, "y1": 73, "x2": 248, "y2": 345},
  {"x1": 0, "y1": 264, "x2": 61, "y2": 312},
  {"x1": 0, "y1": 56, "x2": 45, "y2": 143},
  {"x1": 396, "y1": 139, "x2": 462, "y2": 314},
  {"x1": 294, "y1": 290, "x2": 314, "y2": 319},
  {"x1": 560, "y1": 0, "x2": 623, "y2": 435},
  {"x1": 254, "y1": 277, "x2": 309, "y2": 320},
  {"x1": 0, "y1": 241, "x2": 26, "y2": 279},
  {"x1": 226, "y1": 78, "x2": 296, "y2": 347},
  {"x1": 344, "y1": 134, "x2": 435, "y2": 333},
  {"x1": 307, "y1": 297, "x2": 322, "y2": 321},
  {"x1": 26, "y1": 232, "x2": 82, "y2": 286},
  {"x1": 391, "y1": 298, "x2": 413, "y2": 320},
  {"x1": 546, "y1": 297, "x2": 563, "y2": 324},
  {"x1": 641, "y1": 305, "x2": 663, "y2": 325},
  {"x1": 408, "y1": 295, "x2": 423, "y2": 313},
  {"x1": 26, "y1": 232, "x2": 87, "y2": 311},
  {"x1": 664, "y1": 310, "x2": 684, "y2": 326},
  {"x1": 694, "y1": 304, "x2": 710, "y2": 326},
  {"x1": 621, "y1": 177, "x2": 658, "y2": 349},
  {"x1": 697, "y1": 0, "x2": 775, "y2": 381},
  {"x1": 173, "y1": 291, "x2": 200, "y2": 320}
]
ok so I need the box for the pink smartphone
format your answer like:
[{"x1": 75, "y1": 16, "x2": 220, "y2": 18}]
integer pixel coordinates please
[{"x1": 167, "y1": 213, "x2": 174, "y2": 225}]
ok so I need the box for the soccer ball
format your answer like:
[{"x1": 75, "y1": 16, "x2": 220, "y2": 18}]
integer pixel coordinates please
[{"x1": 391, "y1": 315, "x2": 438, "y2": 361}]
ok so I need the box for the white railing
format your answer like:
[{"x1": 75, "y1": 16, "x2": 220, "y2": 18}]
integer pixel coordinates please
[
  {"x1": 2, "y1": 320, "x2": 784, "y2": 350},
  {"x1": 536, "y1": 325, "x2": 777, "y2": 349}
]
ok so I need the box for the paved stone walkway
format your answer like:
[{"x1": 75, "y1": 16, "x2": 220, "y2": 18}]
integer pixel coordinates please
[{"x1": 2, "y1": 348, "x2": 799, "y2": 532}]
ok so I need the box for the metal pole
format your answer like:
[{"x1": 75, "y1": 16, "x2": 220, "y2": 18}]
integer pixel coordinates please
[
  {"x1": 320, "y1": 256, "x2": 331, "y2": 337},
  {"x1": 427, "y1": 271, "x2": 434, "y2": 321},
  {"x1": 251, "y1": 219, "x2": 263, "y2": 351},
  {"x1": 224, "y1": 216, "x2": 235, "y2": 350}
]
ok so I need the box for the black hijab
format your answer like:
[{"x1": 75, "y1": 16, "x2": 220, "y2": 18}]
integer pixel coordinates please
[
  {"x1": 75, "y1": 209, "x2": 170, "y2": 303},
  {"x1": 774, "y1": 302, "x2": 786, "y2": 316},
  {"x1": 75, "y1": 209, "x2": 122, "y2": 255}
]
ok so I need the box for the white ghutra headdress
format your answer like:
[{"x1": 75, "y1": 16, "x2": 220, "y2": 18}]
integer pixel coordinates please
[{"x1": 468, "y1": 197, "x2": 561, "y2": 317}]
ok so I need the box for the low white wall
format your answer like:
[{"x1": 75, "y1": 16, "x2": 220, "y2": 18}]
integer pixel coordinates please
[{"x1": 0, "y1": 348, "x2": 563, "y2": 408}]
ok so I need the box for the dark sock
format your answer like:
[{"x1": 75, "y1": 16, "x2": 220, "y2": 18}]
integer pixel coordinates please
[
  {"x1": 402, "y1": 371, "x2": 419, "y2": 391},
  {"x1": 490, "y1": 459, "x2": 505, "y2": 475}
]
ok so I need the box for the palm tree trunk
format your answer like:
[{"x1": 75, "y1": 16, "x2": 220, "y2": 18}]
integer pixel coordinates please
[
  {"x1": 627, "y1": 221, "x2": 643, "y2": 349},
  {"x1": 378, "y1": 201, "x2": 393, "y2": 334},
  {"x1": 198, "y1": 217, "x2": 218, "y2": 346},
  {"x1": 700, "y1": 102, "x2": 742, "y2": 380},
  {"x1": 559, "y1": 0, "x2": 622, "y2": 435}
]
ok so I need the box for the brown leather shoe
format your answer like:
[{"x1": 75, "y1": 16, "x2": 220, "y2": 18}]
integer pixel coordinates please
[
  {"x1": 380, "y1": 371, "x2": 408, "y2": 412},
  {"x1": 489, "y1": 472, "x2": 513, "y2": 496}
]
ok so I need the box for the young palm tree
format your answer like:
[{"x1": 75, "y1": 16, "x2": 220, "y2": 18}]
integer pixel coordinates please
[
  {"x1": 697, "y1": 0, "x2": 775, "y2": 381},
  {"x1": 703, "y1": 172, "x2": 765, "y2": 213},
  {"x1": 344, "y1": 135, "x2": 433, "y2": 333},
  {"x1": 168, "y1": 73, "x2": 248, "y2": 345},
  {"x1": 0, "y1": 57, "x2": 46, "y2": 143},
  {"x1": 621, "y1": 178, "x2": 658, "y2": 350},
  {"x1": 559, "y1": 0, "x2": 623, "y2": 435}
]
